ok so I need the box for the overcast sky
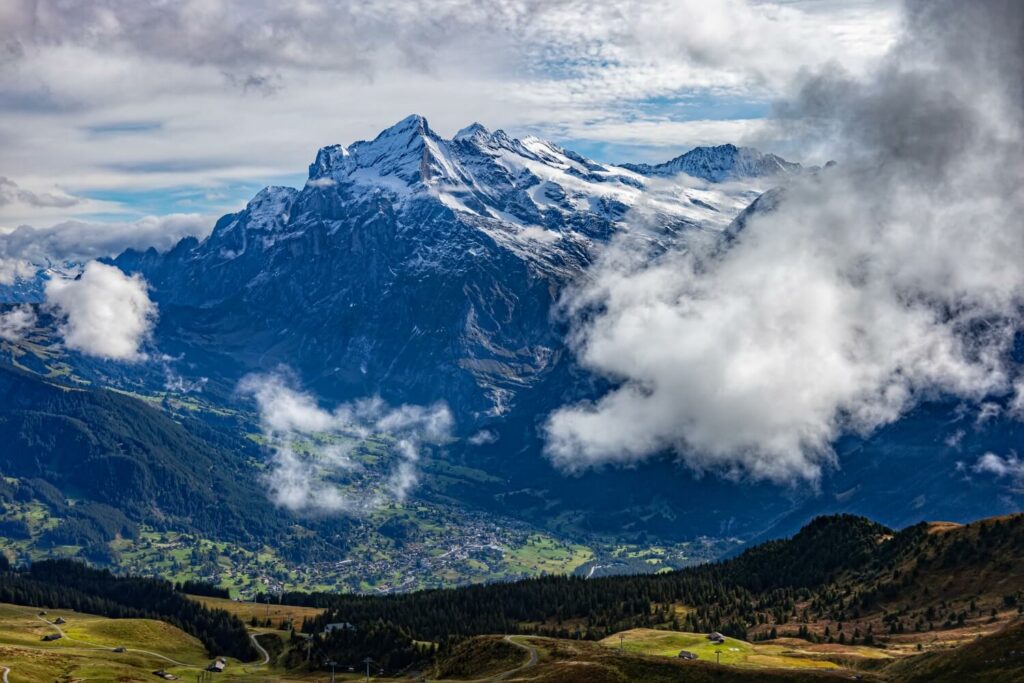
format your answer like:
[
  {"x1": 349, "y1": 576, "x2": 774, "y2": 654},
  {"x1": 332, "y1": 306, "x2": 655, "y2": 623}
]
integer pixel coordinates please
[{"x1": 0, "y1": 0, "x2": 898, "y2": 232}]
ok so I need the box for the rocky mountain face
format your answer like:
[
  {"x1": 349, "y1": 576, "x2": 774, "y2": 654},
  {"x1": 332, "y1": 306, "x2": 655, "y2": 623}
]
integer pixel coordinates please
[{"x1": 114, "y1": 115, "x2": 774, "y2": 421}]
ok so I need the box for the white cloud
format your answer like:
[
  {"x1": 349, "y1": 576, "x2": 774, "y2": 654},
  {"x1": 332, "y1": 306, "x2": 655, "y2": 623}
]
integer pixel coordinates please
[
  {"x1": 546, "y1": 1, "x2": 1024, "y2": 483},
  {"x1": 974, "y1": 453, "x2": 1024, "y2": 483},
  {"x1": 0, "y1": 304, "x2": 36, "y2": 342},
  {"x1": 518, "y1": 226, "x2": 562, "y2": 244},
  {"x1": 44, "y1": 261, "x2": 157, "y2": 361},
  {"x1": 238, "y1": 369, "x2": 452, "y2": 513},
  {"x1": 1011, "y1": 378, "x2": 1024, "y2": 418},
  {"x1": 468, "y1": 429, "x2": 498, "y2": 446},
  {"x1": 0, "y1": 258, "x2": 34, "y2": 285},
  {"x1": 0, "y1": 176, "x2": 81, "y2": 209}
]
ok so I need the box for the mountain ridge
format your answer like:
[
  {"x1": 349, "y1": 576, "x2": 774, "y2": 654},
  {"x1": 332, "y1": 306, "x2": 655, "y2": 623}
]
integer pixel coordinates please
[{"x1": 622, "y1": 142, "x2": 803, "y2": 181}]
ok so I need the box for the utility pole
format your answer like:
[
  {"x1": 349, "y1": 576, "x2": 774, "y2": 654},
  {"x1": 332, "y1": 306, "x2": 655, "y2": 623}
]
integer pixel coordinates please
[
  {"x1": 325, "y1": 659, "x2": 337, "y2": 683},
  {"x1": 715, "y1": 649, "x2": 722, "y2": 665},
  {"x1": 363, "y1": 656, "x2": 374, "y2": 683},
  {"x1": 619, "y1": 634, "x2": 624, "y2": 651}
]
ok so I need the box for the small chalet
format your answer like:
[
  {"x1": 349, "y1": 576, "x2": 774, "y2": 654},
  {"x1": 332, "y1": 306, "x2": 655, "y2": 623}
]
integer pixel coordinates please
[
  {"x1": 324, "y1": 622, "x2": 357, "y2": 634},
  {"x1": 206, "y1": 658, "x2": 226, "y2": 672},
  {"x1": 677, "y1": 650, "x2": 699, "y2": 660},
  {"x1": 42, "y1": 633, "x2": 62, "y2": 642},
  {"x1": 707, "y1": 632, "x2": 726, "y2": 643}
]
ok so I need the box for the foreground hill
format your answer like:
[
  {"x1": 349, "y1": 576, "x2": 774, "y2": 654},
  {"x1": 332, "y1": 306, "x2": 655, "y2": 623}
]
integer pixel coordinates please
[{"x1": 1, "y1": 513, "x2": 1022, "y2": 680}]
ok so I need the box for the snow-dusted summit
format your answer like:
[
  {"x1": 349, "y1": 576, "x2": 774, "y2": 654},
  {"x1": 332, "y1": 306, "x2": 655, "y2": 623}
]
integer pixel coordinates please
[{"x1": 623, "y1": 143, "x2": 801, "y2": 182}]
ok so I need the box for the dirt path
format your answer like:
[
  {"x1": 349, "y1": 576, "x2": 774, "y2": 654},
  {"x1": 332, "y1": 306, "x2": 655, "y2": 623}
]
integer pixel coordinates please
[
  {"x1": 486, "y1": 636, "x2": 539, "y2": 682},
  {"x1": 250, "y1": 633, "x2": 271, "y2": 666},
  {"x1": 1, "y1": 664, "x2": 9, "y2": 682}
]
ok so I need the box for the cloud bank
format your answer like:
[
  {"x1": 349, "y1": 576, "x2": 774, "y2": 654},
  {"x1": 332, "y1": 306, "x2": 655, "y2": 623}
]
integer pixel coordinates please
[
  {"x1": 0, "y1": 176, "x2": 81, "y2": 208},
  {"x1": 0, "y1": 304, "x2": 35, "y2": 342},
  {"x1": 546, "y1": 0, "x2": 1024, "y2": 483},
  {"x1": 0, "y1": 213, "x2": 211, "y2": 284},
  {"x1": 44, "y1": 261, "x2": 156, "y2": 361},
  {"x1": 238, "y1": 369, "x2": 453, "y2": 514}
]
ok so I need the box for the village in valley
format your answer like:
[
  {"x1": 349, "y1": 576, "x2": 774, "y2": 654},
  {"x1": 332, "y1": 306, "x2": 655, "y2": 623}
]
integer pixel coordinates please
[{"x1": 108, "y1": 501, "x2": 737, "y2": 597}]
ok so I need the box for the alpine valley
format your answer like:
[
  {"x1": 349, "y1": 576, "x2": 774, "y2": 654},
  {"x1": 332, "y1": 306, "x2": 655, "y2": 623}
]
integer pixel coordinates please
[{"x1": 0, "y1": 115, "x2": 1021, "y2": 598}]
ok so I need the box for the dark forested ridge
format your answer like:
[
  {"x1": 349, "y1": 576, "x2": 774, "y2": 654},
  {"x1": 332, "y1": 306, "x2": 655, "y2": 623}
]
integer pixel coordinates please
[
  {"x1": 0, "y1": 559, "x2": 255, "y2": 659},
  {"x1": 280, "y1": 514, "x2": 1024, "y2": 649}
]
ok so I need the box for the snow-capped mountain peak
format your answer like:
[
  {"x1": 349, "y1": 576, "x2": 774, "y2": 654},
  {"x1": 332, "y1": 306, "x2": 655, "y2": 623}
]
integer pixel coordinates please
[
  {"x1": 623, "y1": 143, "x2": 801, "y2": 182},
  {"x1": 453, "y1": 122, "x2": 491, "y2": 142},
  {"x1": 111, "y1": 116, "x2": 800, "y2": 422},
  {"x1": 308, "y1": 114, "x2": 464, "y2": 190}
]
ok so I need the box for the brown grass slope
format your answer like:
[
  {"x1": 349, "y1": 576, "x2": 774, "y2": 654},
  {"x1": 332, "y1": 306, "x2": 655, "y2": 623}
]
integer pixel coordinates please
[
  {"x1": 749, "y1": 514, "x2": 1024, "y2": 655},
  {"x1": 883, "y1": 619, "x2": 1024, "y2": 682}
]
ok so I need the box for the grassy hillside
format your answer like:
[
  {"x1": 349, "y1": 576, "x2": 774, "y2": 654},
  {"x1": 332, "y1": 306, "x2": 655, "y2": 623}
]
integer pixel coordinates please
[
  {"x1": 599, "y1": 629, "x2": 843, "y2": 670},
  {"x1": 0, "y1": 602, "x2": 211, "y2": 681},
  {"x1": 463, "y1": 636, "x2": 869, "y2": 683}
]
